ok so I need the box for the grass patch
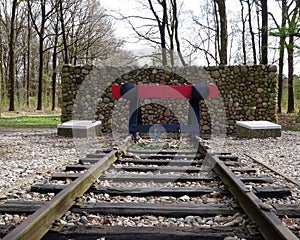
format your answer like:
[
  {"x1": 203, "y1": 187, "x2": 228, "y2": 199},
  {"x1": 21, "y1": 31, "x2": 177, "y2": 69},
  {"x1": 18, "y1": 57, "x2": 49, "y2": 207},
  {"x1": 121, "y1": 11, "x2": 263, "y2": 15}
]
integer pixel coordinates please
[
  {"x1": 282, "y1": 125, "x2": 300, "y2": 131},
  {"x1": 0, "y1": 115, "x2": 60, "y2": 128},
  {"x1": 281, "y1": 78, "x2": 300, "y2": 113},
  {"x1": 278, "y1": 113, "x2": 300, "y2": 131}
]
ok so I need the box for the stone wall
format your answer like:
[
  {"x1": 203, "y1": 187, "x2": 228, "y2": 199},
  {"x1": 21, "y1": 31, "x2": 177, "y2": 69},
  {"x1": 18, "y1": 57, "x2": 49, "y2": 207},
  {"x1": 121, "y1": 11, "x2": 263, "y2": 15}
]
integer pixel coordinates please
[{"x1": 61, "y1": 64, "x2": 278, "y2": 134}]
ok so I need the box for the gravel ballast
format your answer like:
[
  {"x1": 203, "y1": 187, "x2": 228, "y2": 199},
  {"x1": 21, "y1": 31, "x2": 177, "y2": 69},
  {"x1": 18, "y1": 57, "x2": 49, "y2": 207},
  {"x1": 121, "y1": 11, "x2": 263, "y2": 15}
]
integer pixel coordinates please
[
  {"x1": 220, "y1": 131, "x2": 300, "y2": 183},
  {"x1": 0, "y1": 128, "x2": 299, "y2": 233},
  {"x1": 0, "y1": 128, "x2": 116, "y2": 196},
  {"x1": 0, "y1": 128, "x2": 299, "y2": 196}
]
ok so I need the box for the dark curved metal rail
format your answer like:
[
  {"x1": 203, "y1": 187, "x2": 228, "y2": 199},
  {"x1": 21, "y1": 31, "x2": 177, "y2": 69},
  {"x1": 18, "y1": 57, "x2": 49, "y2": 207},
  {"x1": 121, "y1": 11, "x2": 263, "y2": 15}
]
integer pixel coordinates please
[
  {"x1": 2, "y1": 136, "x2": 299, "y2": 240},
  {"x1": 2, "y1": 136, "x2": 132, "y2": 240},
  {"x1": 198, "y1": 143, "x2": 298, "y2": 240}
]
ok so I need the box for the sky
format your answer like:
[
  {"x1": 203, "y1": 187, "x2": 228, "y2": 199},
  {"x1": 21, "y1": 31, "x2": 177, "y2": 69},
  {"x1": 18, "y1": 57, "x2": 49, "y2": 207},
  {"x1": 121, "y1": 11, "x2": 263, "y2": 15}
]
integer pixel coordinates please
[
  {"x1": 100, "y1": 0, "x2": 209, "y2": 49},
  {"x1": 98, "y1": 0, "x2": 298, "y2": 73}
]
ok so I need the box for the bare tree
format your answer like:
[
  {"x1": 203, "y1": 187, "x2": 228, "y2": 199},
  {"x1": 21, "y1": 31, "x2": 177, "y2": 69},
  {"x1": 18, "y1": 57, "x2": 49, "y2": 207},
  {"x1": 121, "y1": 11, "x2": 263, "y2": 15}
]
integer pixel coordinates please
[
  {"x1": 167, "y1": 0, "x2": 175, "y2": 65},
  {"x1": 190, "y1": 1, "x2": 218, "y2": 65},
  {"x1": 51, "y1": 1, "x2": 60, "y2": 111},
  {"x1": 0, "y1": 0, "x2": 126, "y2": 111},
  {"x1": 58, "y1": 0, "x2": 68, "y2": 63},
  {"x1": 277, "y1": 0, "x2": 287, "y2": 113},
  {"x1": 270, "y1": 0, "x2": 288, "y2": 113},
  {"x1": 28, "y1": 0, "x2": 56, "y2": 110},
  {"x1": 8, "y1": 0, "x2": 18, "y2": 111},
  {"x1": 0, "y1": 2, "x2": 8, "y2": 107},
  {"x1": 111, "y1": 0, "x2": 186, "y2": 66},
  {"x1": 61, "y1": 0, "x2": 122, "y2": 65},
  {"x1": 215, "y1": 0, "x2": 228, "y2": 65},
  {"x1": 164, "y1": 0, "x2": 186, "y2": 65},
  {"x1": 26, "y1": 3, "x2": 32, "y2": 107},
  {"x1": 171, "y1": 0, "x2": 186, "y2": 65},
  {"x1": 261, "y1": 0, "x2": 268, "y2": 64},
  {"x1": 286, "y1": 0, "x2": 300, "y2": 113},
  {"x1": 239, "y1": 1, "x2": 247, "y2": 64},
  {"x1": 148, "y1": 0, "x2": 168, "y2": 65},
  {"x1": 278, "y1": 0, "x2": 287, "y2": 113},
  {"x1": 270, "y1": 0, "x2": 300, "y2": 113},
  {"x1": 191, "y1": 0, "x2": 227, "y2": 65},
  {"x1": 245, "y1": 0, "x2": 257, "y2": 64}
]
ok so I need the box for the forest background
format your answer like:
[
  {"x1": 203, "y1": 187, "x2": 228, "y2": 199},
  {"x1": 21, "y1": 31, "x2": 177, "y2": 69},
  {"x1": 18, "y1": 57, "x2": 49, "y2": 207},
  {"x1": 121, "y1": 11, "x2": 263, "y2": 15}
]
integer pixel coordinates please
[{"x1": 0, "y1": 0, "x2": 299, "y2": 118}]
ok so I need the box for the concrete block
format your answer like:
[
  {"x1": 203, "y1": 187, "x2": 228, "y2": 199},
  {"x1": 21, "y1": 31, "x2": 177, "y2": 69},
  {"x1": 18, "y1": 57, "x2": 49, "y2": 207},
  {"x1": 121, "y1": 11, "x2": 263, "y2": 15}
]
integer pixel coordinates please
[
  {"x1": 57, "y1": 120, "x2": 102, "y2": 137},
  {"x1": 235, "y1": 121, "x2": 281, "y2": 138}
]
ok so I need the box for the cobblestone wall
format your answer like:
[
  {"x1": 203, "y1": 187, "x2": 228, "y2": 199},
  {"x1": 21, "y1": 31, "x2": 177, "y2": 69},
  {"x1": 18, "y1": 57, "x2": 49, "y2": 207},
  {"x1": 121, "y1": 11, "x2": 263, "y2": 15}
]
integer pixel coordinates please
[{"x1": 61, "y1": 64, "x2": 278, "y2": 134}]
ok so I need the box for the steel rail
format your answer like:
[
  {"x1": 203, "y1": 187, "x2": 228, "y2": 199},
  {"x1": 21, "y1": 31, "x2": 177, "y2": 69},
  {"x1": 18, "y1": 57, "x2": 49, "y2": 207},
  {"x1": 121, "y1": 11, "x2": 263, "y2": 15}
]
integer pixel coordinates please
[
  {"x1": 245, "y1": 153, "x2": 300, "y2": 187},
  {"x1": 2, "y1": 136, "x2": 132, "y2": 240},
  {"x1": 199, "y1": 144, "x2": 298, "y2": 240}
]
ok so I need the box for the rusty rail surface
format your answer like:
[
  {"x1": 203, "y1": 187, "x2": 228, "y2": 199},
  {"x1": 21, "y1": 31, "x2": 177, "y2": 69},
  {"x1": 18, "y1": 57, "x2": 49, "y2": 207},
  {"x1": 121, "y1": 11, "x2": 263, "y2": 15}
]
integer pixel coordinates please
[
  {"x1": 198, "y1": 143, "x2": 298, "y2": 240},
  {"x1": 2, "y1": 136, "x2": 132, "y2": 240},
  {"x1": 2, "y1": 136, "x2": 299, "y2": 240}
]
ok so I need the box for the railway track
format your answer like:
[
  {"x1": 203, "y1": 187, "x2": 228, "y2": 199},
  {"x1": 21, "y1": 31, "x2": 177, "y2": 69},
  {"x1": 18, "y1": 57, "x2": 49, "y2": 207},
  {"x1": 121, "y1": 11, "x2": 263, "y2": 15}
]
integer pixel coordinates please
[{"x1": 0, "y1": 136, "x2": 299, "y2": 239}]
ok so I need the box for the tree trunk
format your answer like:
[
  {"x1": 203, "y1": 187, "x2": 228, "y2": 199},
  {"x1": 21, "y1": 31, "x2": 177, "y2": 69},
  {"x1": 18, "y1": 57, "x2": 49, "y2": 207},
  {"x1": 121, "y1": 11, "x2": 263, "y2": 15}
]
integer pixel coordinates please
[
  {"x1": 52, "y1": 48, "x2": 57, "y2": 111},
  {"x1": 286, "y1": 0, "x2": 300, "y2": 113},
  {"x1": 240, "y1": 1, "x2": 247, "y2": 64},
  {"x1": 22, "y1": 50, "x2": 26, "y2": 105},
  {"x1": 36, "y1": 1, "x2": 46, "y2": 111},
  {"x1": 277, "y1": 0, "x2": 287, "y2": 114},
  {"x1": 0, "y1": 13, "x2": 5, "y2": 106},
  {"x1": 26, "y1": 6, "x2": 31, "y2": 107},
  {"x1": 247, "y1": 0, "x2": 257, "y2": 64},
  {"x1": 172, "y1": 0, "x2": 186, "y2": 66},
  {"x1": 148, "y1": 0, "x2": 168, "y2": 65},
  {"x1": 287, "y1": 35, "x2": 295, "y2": 113},
  {"x1": 59, "y1": 0, "x2": 69, "y2": 63},
  {"x1": 167, "y1": 11, "x2": 175, "y2": 66},
  {"x1": 215, "y1": 0, "x2": 227, "y2": 65},
  {"x1": 8, "y1": 0, "x2": 18, "y2": 111},
  {"x1": 37, "y1": 33, "x2": 44, "y2": 111},
  {"x1": 261, "y1": 0, "x2": 268, "y2": 64},
  {"x1": 161, "y1": 0, "x2": 168, "y2": 65},
  {"x1": 52, "y1": 10, "x2": 59, "y2": 111}
]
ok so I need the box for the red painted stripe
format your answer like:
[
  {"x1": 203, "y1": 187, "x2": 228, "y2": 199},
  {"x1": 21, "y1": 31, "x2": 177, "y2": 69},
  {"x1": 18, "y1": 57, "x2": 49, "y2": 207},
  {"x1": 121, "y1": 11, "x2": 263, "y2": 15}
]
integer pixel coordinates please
[
  {"x1": 208, "y1": 85, "x2": 219, "y2": 99},
  {"x1": 112, "y1": 85, "x2": 122, "y2": 98},
  {"x1": 138, "y1": 85, "x2": 192, "y2": 98},
  {"x1": 112, "y1": 85, "x2": 219, "y2": 99}
]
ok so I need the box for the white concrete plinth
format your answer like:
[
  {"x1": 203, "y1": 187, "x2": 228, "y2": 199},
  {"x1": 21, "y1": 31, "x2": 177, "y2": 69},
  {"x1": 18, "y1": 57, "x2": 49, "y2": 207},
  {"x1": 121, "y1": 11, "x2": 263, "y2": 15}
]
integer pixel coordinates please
[
  {"x1": 57, "y1": 120, "x2": 102, "y2": 137},
  {"x1": 235, "y1": 120, "x2": 281, "y2": 138}
]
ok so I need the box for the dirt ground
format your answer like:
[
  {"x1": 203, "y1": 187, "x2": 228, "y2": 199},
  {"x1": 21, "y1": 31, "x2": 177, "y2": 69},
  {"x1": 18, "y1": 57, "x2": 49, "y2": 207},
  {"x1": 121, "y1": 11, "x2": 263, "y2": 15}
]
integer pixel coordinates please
[{"x1": 278, "y1": 113, "x2": 300, "y2": 129}]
